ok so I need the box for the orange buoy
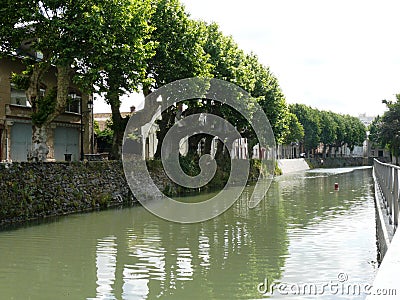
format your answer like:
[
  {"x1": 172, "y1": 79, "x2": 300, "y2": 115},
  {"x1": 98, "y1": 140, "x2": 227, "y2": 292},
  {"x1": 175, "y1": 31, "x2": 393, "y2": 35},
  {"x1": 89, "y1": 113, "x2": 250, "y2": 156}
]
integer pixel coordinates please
[{"x1": 334, "y1": 183, "x2": 339, "y2": 190}]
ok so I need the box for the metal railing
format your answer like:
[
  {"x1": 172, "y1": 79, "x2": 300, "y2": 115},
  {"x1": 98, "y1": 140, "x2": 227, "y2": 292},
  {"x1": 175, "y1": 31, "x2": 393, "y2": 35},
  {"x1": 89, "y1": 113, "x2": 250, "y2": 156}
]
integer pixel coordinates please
[{"x1": 374, "y1": 158, "x2": 400, "y2": 232}]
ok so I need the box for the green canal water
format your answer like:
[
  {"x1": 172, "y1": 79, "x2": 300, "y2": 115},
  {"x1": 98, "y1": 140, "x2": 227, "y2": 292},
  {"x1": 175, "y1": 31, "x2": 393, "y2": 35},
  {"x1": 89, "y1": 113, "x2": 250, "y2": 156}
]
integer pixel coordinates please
[{"x1": 0, "y1": 167, "x2": 377, "y2": 299}]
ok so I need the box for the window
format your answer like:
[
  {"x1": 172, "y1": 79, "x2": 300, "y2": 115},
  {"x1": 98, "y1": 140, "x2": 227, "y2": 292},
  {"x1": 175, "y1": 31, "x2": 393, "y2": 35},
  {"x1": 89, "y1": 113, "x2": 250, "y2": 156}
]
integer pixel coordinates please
[
  {"x1": 10, "y1": 85, "x2": 29, "y2": 106},
  {"x1": 10, "y1": 84, "x2": 44, "y2": 107},
  {"x1": 66, "y1": 93, "x2": 81, "y2": 113}
]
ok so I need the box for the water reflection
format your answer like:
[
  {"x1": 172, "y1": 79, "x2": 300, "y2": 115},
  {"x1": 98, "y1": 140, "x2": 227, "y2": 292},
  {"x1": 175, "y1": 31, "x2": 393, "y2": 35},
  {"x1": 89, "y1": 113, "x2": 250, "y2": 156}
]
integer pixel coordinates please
[
  {"x1": 0, "y1": 167, "x2": 376, "y2": 299},
  {"x1": 92, "y1": 237, "x2": 117, "y2": 300}
]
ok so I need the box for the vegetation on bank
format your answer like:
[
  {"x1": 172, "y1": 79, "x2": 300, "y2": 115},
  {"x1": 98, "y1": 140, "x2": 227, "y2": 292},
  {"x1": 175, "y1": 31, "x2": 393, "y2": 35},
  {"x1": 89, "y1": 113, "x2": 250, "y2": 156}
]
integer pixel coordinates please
[
  {"x1": 0, "y1": 158, "x2": 267, "y2": 227},
  {"x1": 290, "y1": 104, "x2": 366, "y2": 157},
  {"x1": 305, "y1": 157, "x2": 373, "y2": 169},
  {"x1": 146, "y1": 155, "x2": 266, "y2": 196},
  {"x1": 0, "y1": 161, "x2": 135, "y2": 227},
  {"x1": 369, "y1": 95, "x2": 400, "y2": 164}
]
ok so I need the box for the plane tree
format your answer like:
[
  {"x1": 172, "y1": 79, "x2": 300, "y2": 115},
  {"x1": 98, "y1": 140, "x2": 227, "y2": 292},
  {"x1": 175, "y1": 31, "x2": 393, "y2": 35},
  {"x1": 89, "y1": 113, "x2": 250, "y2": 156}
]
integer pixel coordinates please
[
  {"x1": 342, "y1": 114, "x2": 366, "y2": 154},
  {"x1": 80, "y1": 0, "x2": 155, "y2": 159},
  {"x1": 283, "y1": 113, "x2": 304, "y2": 145},
  {"x1": 319, "y1": 110, "x2": 337, "y2": 157},
  {"x1": 142, "y1": 0, "x2": 212, "y2": 158},
  {"x1": 373, "y1": 96, "x2": 400, "y2": 163},
  {"x1": 0, "y1": 0, "x2": 153, "y2": 161},
  {"x1": 289, "y1": 104, "x2": 321, "y2": 156}
]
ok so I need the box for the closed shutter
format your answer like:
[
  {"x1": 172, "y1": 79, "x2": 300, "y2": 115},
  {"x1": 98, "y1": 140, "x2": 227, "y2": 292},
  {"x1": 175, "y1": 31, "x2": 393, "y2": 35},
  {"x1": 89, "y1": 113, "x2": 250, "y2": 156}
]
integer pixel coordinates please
[
  {"x1": 10, "y1": 123, "x2": 32, "y2": 162},
  {"x1": 54, "y1": 127, "x2": 79, "y2": 161}
]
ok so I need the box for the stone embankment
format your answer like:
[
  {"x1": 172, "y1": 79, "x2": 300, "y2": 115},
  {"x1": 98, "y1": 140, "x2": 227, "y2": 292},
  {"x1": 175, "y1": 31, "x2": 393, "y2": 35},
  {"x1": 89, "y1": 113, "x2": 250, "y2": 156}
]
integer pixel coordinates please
[
  {"x1": 277, "y1": 158, "x2": 310, "y2": 174},
  {"x1": 0, "y1": 159, "x2": 256, "y2": 227},
  {"x1": 306, "y1": 157, "x2": 381, "y2": 168},
  {"x1": 1, "y1": 157, "x2": 376, "y2": 226},
  {"x1": 0, "y1": 161, "x2": 143, "y2": 227}
]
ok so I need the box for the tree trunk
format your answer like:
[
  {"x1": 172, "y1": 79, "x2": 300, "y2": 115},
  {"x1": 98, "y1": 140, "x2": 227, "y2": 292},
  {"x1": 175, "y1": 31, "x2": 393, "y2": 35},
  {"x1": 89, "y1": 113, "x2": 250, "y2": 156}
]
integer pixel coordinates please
[
  {"x1": 154, "y1": 107, "x2": 176, "y2": 159},
  {"x1": 204, "y1": 135, "x2": 213, "y2": 155},
  {"x1": 28, "y1": 63, "x2": 71, "y2": 162},
  {"x1": 29, "y1": 124, "x2": 49, "y2": 162},
  {"x1": 214, "y1": 139, "x2": 225, "y2": 161},
  {"x1": 26, "y1": 65, "x2": 46, "y2": 162},
  {"x1": 186, "y1": 134, "x2": 202, "y2": 157},
  {"x1": 49, "y1": 64, "x2": 71, "y2": 120},
  {"x1": 26, "y1": 64, "x2": 42, "y2": 108},
  {"x1": 111, "y1": 127, "x2": 124, "y2": 160},
  {"x1": 108, "y1": 92, "x2": 123, "y2": 160}
]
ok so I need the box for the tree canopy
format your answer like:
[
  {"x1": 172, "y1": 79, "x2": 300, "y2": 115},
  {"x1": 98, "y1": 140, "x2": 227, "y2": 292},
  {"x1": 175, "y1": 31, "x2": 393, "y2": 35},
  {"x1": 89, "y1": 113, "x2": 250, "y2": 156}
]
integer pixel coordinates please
[
  {"x1": 0, "y1": 0, "x2": 313, "y2": 161},
  {"x1": 369, "y1": 95, "x2": 400, "y2": 162},
  {"x1": 0, "y1": 0, "x2": 154, "y2": 161},
  {"x1": 290, "y1": 104, "x2": 366, "y2": 156}
]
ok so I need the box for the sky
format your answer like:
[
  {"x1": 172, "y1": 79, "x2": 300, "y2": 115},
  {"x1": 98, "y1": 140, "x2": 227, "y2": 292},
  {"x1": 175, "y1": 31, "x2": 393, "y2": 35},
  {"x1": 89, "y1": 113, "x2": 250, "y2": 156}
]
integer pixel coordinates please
[{"x1": 95, "y1": 0, "x2": 400, "y2": 117}]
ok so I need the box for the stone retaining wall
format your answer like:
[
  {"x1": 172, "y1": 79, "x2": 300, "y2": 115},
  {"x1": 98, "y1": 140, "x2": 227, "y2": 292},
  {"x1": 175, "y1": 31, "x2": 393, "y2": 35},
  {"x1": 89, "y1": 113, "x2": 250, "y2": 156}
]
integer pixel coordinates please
[
  {"x1": 0, "y1": 159, "x2": 252, "y2": 227},
  {"x1": 306, "y1": 157, "x2": 374, "y2": 168},
  {"x1": 0, "y1": 157, "x2": 265, "y2": 227},
  {"x1": 278, "y1": 158, "x2": 310, "y2": 174},
  {"x1": 0, "y1": 161, "x2": 137, "y2": 227}
]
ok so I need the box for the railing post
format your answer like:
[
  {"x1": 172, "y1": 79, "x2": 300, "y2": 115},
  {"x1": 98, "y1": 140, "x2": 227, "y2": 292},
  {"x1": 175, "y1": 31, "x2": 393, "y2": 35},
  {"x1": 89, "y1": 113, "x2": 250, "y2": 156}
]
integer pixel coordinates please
[
  {"x1": 393, "y1": 168, "x2": 399, "y2": 231},
  {"x1": 387, "y1": 165, "x2": 393, "y2": 223},
  {"x1": 373, "y1": 159, "x2": 400, "y2": 232}
]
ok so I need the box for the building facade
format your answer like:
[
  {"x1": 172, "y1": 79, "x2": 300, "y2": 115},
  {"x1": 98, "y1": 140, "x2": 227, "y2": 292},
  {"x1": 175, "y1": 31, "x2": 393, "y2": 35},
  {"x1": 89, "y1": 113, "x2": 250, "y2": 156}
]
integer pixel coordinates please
[{"x1": 0, "y1": 57, "x2": 92, "y2": 162}]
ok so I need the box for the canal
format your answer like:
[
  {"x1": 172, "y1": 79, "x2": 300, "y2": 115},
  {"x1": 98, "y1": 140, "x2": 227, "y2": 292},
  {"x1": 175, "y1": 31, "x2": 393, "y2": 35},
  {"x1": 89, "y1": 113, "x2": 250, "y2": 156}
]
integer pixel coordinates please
[{"x1": 0, "y1": 167, "x2": 377, "y2": 299}]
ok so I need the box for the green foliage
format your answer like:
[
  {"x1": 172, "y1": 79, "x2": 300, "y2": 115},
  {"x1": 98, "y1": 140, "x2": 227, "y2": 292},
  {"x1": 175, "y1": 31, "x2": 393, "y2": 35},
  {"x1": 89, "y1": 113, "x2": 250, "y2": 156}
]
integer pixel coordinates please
[
  {"x1": 319, "y1": 111, "x2": 337, "y2": 146},
  {"x1": 343, "y1": 115, "x2": 366, "y2": 151},
  {"x1": 146, "y1": 159, "x2": 164, "y2": 173},
  {"x1": 31, "y1": 88, "x2": 57, "y2": 125},
  {"x1": 373, "y1": 95, "x2": 400, "y2": 159},
  {"x1": 166, "y1": 21, "x2": 293, "y2": 154},
  {"x1": 274, "y1": 161, "x2": 283, "y2": 176},
  {"x1": 11, "y1": 72, "x2": 30, "y2": 90},
  {"x1": 368, "y1": 116, "x2": 382, "y2": 146},
  {"x1": 95, "y1": 120, "x2": 113, "y2": 153},
  {"x1": 145, "y1": 0, "x2": 212, "y2": 93},
  {"x1": 290, "y1": 104, "x2": 321, "y2": 152},
  {"x1": 201, "y1": 23, "x2": 292, "y2": 144},
  {"x1": 0, "y1": 0, "x2": 154, "y2": 160},
  {"x1": 290, "y1": 104, "x2": 366, "y2": 155},
  {"x1": 178, "y1": 154, "x2": 201, "y2": 177},
  {"x1": 283, "y1": 113, "x2": 304, "y2": 144},
  {"x1": 1, "y1": 0, "x2": 296, "y2": 160},
  {"x1": 249, "y1": 159, "x2": 261, "y2": 180},
  {"x1": 96, "y1": 194, "x2": 112, "y2": 209}
]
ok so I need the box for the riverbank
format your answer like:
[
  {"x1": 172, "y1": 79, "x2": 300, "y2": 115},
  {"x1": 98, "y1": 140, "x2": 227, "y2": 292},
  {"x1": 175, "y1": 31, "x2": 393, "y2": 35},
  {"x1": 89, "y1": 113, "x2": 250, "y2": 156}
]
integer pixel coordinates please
[
  {"x1": 278, "y1": 158, "x2": 310, "y2": 174},
  {"x1": 276, "y1": 157, "x2": 385, "y2": 175},
  {"x1": 0, "y1": 161, "x2": 136, "y2": 227},
  {"x1": 305, "y1": 157, "x2": 378, "y2": 168},
  {"x1": 0, "y1": 159, "x2": 261, "y2": 227}
]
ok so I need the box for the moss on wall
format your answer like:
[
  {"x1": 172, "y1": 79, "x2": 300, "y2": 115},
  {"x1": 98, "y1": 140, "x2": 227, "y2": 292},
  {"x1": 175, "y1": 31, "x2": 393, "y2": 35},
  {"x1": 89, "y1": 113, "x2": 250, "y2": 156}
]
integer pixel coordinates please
[
  {"x1": 305, "y1": 157, "x2": 372, "y2": 169},
  {"x1": 0, "y1": 161, "x2": 135, "y2": 227},
  {"x1": 0, "y1": 159, "x2": 264, "y2": 227}
]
